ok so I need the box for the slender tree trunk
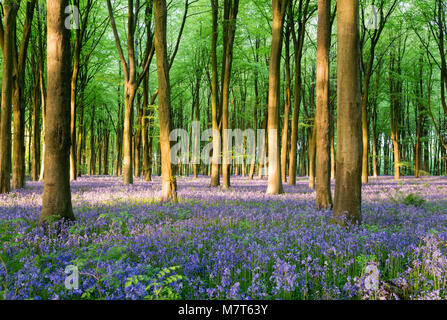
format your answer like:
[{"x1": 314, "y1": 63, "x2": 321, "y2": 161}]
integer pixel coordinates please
[
  {"x1": 332, "y1": 0, "x2": 362, "y2": 226},
  {"x1": 32, "y1": 72, "x2": 41, "y2": 181},
  {"x1": 222, "y1": 0, "x2": 239, "y2": 189},
  {"x1": 89, "y1": 105, "x2": 95, "y2": 175},
  {"x1": 209, "y1": 0, "x2": 220, "y2": 186},
  {"x1": 0, "y1": 3, "x2": 19, "y2": 193},
  {"x1": 41, "y1": 0, "x2": 74, "y2": 221},
  {"x1": 281, "y1": 20, "x2": 291, "y2": 184},
  {"x1": 154, "y1": 0, "x2": 177, "y2": 202},
  {"x1": 266, "y1": 0, "x2": 287, "y2": 195},
  {"x1": 288, "y1": 0, "x2": 308, "y2": 186},
  {"x1": 12, "y1": 0, "x2": 36, "y2": 189},
  {"x1": 315, "y1": 0, "x2": 332, "y2": 209},
  {"x1": 76, "y1": 103, "x2": 84, "y2": 176}
]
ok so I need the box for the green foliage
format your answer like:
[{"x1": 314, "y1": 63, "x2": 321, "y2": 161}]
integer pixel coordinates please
[
  {"x1": 389, "y1": 191, "x2": 426, "y2": 207},
  {"x1": 124, "y1": 266, "x2": 185, "y2": 300}
]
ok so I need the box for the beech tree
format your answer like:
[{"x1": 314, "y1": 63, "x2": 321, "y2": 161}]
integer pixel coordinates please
[
  {"x1": 0, "y1": 1, "x2": 19, "y2": 194},
  {"x1": 332, "y1": 0, "x2": 362, "y2": 225},
  {"x1": 154, "y1": 0, "x2": 177, "y2": 202},
  {"x1": 41, "y1": 0, "x2": 74, "y2": 221},
  {"x1": 315, "y1": 0, "x2": 332, "y2": 210},
  {"x1": 266, "y1": 0, "x2": 287, "y2": 195}
]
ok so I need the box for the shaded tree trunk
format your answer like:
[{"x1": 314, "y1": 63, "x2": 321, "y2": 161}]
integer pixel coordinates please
[
  {"x1": 12, "y1": 0, "x2": 36, "y2": 189},
  {"x1": 0, "y1": 3, "x2": 19, "y2": 193}
]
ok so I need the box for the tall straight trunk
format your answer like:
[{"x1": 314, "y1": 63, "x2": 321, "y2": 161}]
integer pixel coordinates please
[
  {"x1": 248, "y1": 88, "x2": 258, "y2": 179},
  {"x1": 210, "y1": 0, "x2": 220, "y2": 187},
  {"x1": 266, "y1": 0, "x2": 287, "y2": 195},
  {"x1": 98, "y1": 125, "x2": 102, "y2": 175},
  {"x1": 142, "y1": 73, "x2": 152, "y2": 181},
  {"x1": 134, "y1": 94, "x2": 142, "y2": 177},
  {"x1": 415, "y1": 56, "x2": 424, "y2": 178},
  {"x1": 389, "y1": 52, "x2": 400, "y2": 180},
  {"x1": 154, "y1": 0, "x2": 177, "y2": 202},
  {"x1": 194, "y1": 75, "x2": 201, "y2": 179},
  {"x1": 76, "y1": 103, "x2": 84, "y2": 176},
  {"x1": 0, "y1": 2, "x2": 19, "y2": 193},
  {"x1": 41, "y1": 0, "x2": 74, "y2": 221},
  {"x1": 288, "y1": 0, "x2": 308, "y2": 186},
  {"x1": 32, "y1": 71, "x2": 41, "y2": 181},
  {"x1": 258, "y1": 108, "x2": 268, "y2": 178},
  {"x1": 281, "y1": 20, "x2": 291, "y2": 184},
  {"x1": 89, "y1": 105, "x2": 95, "y2": 175},
  {"x1": 70, "y1": 22, "x2": 80, "y2": 181},
  {"x1": 249, "y1": 38, "x2": 260, "y2": 180},
  {"x1": 315, "y1": 0, "x2": 332, "y2": 209},
  {"x1": 12, "y1": 0, "x2": 36, "y2": 189},
  {"x1": 116, "y1": 100, "x2": 123, "y2": 176},
  {"x1": 70, "y1": 0, "x2": 92, "y2": 181},
  {"x1": 37, "y1": 6, "x2": 47, "y2": 182},
  {"x1": 222, "y1": 0, "x2": 239, "y2": 189},
  {"x1": 332, "y1": 0, "x2": 362, "y2": 226},
  {"x1": 308, "y1": 120, "x2": 316, "y2": 189}
]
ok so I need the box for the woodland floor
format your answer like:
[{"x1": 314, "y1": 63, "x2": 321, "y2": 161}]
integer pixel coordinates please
[{"x1": 0, "y1": 175, "x2": 447, "y2": 299}]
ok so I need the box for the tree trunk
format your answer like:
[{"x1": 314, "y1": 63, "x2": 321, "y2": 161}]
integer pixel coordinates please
[
  {"x1": 315, "y1": 0, "x2": 332, "y2": 209},
  {"x1": 89, "y1": 105, "x2": 95, "y2": 175},
  {"x1": 288, "y1": 0, "x2": 308, "y2": 186},
  {"x1": 32, "y1": 70, "x2": 41, "y2": 181},
  {"x1": 281, "y1": 20, "x2": 291, "y2": 184},
  {"x1": 0, "y1": 3, "x2": 19, "y2": 193},
  {"x1": 266, "y1": 0, "x2": 287, "y2": 195},
  {"x1": 221, "y1": 0, "x2": 239, "y2": 189},
  {"x1": 154, "y1": 0, "x2": 177, "y2": 202},
  {"x1": 41, "y1": 0, "x2": 74, "y2": 221},
  {"x1": 12, "y1": 0, "x2": 36, "y2": 189},
  {"x1": 332, "y1": 0, "x2": 362, "y2": 226}
]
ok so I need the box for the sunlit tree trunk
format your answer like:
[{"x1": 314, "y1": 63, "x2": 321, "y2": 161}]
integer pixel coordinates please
[
  {"x1": 315, "y1": 0, "x2": 332, "y2": 209},
  {"x1": 210, "y1": 0, "x2": 220, "y2": 187},
  {"x1": 266, "y1": 0, "x2": 287, "y2": 195},
  {"x1": 281, "y1": 20, "x2": 291, "y2": 184},
  {"x1": 154, "y1": 0, "x2": 177, "y2": 202},
  {"x1": 332, "y1": 0, "x2": 362, "y2": 226},
  {"x1": 41, "y1": 0, "x2": 74, "y2": 221}
]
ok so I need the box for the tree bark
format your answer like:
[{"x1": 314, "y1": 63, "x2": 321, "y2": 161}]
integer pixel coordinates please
[
  {"x1": 154, "y1": 0, "x2": 177, "y2": 202},
  {"x1": 267, "y1": 0, "x2": 288, "y2": 196},
  {"x1": 332, "y1": 0, "x2": 362, "y2": 226},
  {"x1": 41, "y1": 0, "x2": 74, "y2": 221},
  {"x1": 0, "y1": 2, "x2": 19, "y2": 193},
  {"x1": 221, "y1": 0, "x2": 239, "y2": 189},
  {"x1": 315, "y1": 0, "x2": 332, "y2": 209},
  {"x1": 288, "y1": 0, "x2": 309, "y2": 185},
  {"x1": 12, "y1": 0, "x2": 36, "y2": 189}
]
